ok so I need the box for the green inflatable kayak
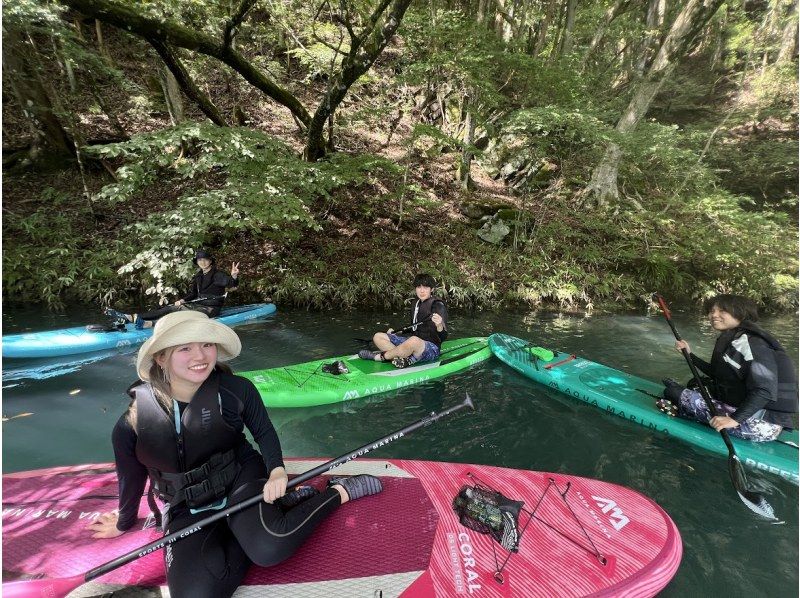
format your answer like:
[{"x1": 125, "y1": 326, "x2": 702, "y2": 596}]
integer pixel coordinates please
[
  {"x1": 489, "y1": 333, "x2": 799, "y2": 485},
  {"x1": 240, "y1": 337, "x2": 490, "y2": 408}
]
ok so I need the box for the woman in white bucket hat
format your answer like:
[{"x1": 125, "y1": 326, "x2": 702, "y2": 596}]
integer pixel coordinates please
[{"x1": 87, "y1": 311, "x2": 383, "y2": 598}]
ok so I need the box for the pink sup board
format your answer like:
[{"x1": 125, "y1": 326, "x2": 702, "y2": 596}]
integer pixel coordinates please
[{"x1": 3, "y1": 459, "x2": 682, "y2": 597}]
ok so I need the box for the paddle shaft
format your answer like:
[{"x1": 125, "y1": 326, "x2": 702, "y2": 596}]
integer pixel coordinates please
[
  {"x1": 654, "y1": 295, "x2": 738, "y2": 454},
  {"x1": 183, "y1": 293, "x2": 227, "y2": 305},
  {"x1": 82, "y1": 395, "x2": 474, "y2": 583}
]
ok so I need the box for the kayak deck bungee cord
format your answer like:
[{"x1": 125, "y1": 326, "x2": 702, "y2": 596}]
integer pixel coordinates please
[{"x1": 3, "y1": 459, "x2": 682, "y2": 597}]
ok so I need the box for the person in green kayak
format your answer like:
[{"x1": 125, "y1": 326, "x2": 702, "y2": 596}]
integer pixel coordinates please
[
  {"x1": 105, "y1": 249, "x2": 239, "y2": 329},
  {"x1": 660, "y1": 294, "x2": 798, "y2": 442},
  {"x1": 87, "y1": 311, "x2": 383, "y2": 598},
  {"x1": 358, "y1": 273, "x2": 448, "y2": 368}
]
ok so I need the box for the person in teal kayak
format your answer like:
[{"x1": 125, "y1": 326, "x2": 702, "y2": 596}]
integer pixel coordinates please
[
  {"x1": 358, "y1": 273, "x2": 448, "y2": 368},
  {"x1": 87, "y1": 311, "x2": 383, "y2": 598},
  {"x1": 660, "y1": 294, "x2": 798, "y2": 442},
  {"x1": 105, "y1": 249, "x2": 239, "y2": 329}
]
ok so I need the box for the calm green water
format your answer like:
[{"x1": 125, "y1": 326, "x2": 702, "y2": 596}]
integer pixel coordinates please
[{"x1": 3, "y1": 304, "x2": 798, "y2": 596}]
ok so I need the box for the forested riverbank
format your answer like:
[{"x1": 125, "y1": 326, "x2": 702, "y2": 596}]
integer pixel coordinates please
[{"x1": 3, "y1": 0, "x2": 797, "y2": 313}]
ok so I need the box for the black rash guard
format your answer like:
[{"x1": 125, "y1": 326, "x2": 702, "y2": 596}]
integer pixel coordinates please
[
  {"x1": 183, "y1": 267, "x2": 239, "y2": 307},
  {"x1": 112, "y1": 373, "x2": 283, "y2": 531}
]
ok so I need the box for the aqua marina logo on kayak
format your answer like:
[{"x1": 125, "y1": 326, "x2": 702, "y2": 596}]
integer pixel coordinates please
[
  {"x1": 574, "y1": 490, "x2": 630, "y2": 537},
  {"x1": 341, "y1": 377, "x2": 432, "y2": 401},
  {"x1": 592, "y1": 495, "x2": 630, "y2": 531}
]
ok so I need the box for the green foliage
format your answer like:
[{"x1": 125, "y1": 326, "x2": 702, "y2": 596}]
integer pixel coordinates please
[
  {"x1": 4, "y1": 0, "x2": 125, "y2": 83},
  {"x1": 3, "y1": 0, "x2": 65, "y2": 32},
  {"x1": 747, "y1": 63, "x2": 799, "y2": 116},
  {"x1": 471, "y1": 189, "x2": 797, "y2": 311},
  {"x1": 2, "y1": 0, "x2": 796, "y2": 315},
  {"x1": 287, "y1": 28, "x2": 349, "y2": 82},
  {"x1": 617, "y1": 121, "x2": 717, "y2": 201},
  {"x1": 85, "y1": 124, "x2": 401, "y2": 299},
  {"x1": 705, "y1": 132, "x2": 799, "y2": 210},
  {"x1": 270, "y1": 231, "x2": 504, "y2": 310},
  {"x1": 482, "y1": 107, "x2": 614, "y2": 186},
  {"x1": 2, "y1": 190, "x2": 126, "y2": 308}
]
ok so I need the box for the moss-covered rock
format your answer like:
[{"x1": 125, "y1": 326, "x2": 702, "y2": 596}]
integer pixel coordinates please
[{"x1": 459, "y1": 197, "x2": 515, "y2": 220}]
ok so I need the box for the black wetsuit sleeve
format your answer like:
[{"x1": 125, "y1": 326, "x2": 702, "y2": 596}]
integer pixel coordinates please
[
  {"x1": 237, "y1": 377, "x2": 284, "y2": 473},
  {"x1": 690, "y1": 353, "x2": 713, "y2": 377},
  {"x1": 733, "y1": 337, "x2": 779, "y2": 423},
  {"x1": 213, "y1": 271, "x2": 239, "y2": 290},
  {"x1": 112, "y1": 415, "x2": 149, "y2": 532}
]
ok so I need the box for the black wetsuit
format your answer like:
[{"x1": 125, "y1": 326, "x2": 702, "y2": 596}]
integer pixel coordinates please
[
  {"x1": 112, "y1": 372, "x2": 341, "y2": 598},
  {"x1": 409, "y1": 297, "x2": 448, "y2": 348},
  {"x1": 138, "y1": 267, "x2": 239, "y2": 321}
]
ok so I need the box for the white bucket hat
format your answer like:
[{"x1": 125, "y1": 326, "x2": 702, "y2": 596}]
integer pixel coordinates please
[{"x1": 136, "y1": 310, "x2": 242, "y2": 381}]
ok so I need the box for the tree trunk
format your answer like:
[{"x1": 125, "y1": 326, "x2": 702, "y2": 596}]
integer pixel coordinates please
[
  {"x1": 710, "y1": 3, "x2": 728, "y2": 71},
  {"x1": 532, "y1": 0, "x2": 557, "y2": 56},
  {"x1": 148, "y1": 39, "x2": 229, "y2": 127},
  {"x1": 305, "y1": 0, "x2": 414, "y2": 160},
  {"x1": 477, "y1": 0, "x2": 491, "y2": 25},
  {"x1": 548, "y1": 0, "x2": 567, "y2": 62},
  {"x1": 776, "y1": 1, "x2": 798, "y2": 63},
  {"x1": 582, "y1": 0, "x2": 726, "y2": 208},
  {"x1": 494, "y1": 0, "x2": 515, "y2": 41},
  {"x1": 73, "y1": 17, "x2": 85, "y2": 41},
  {"x1": 457, "y1": 95, "x2": 475, "y2": 190},
  {"x1": 3, "y1": 27, "x2": 75, "y2": 162},
  {"x1": 512, "y1": 0, "x2": 530, "y2": 42},
  {"x1": 95, "y1": 19, "x2": 112, "y2": 62},
  {"x1": 158, "y1": 63, "x2": 184, "y2": 125},
  {"x1": 580, "y1": 0, "x2": 631, "y2": 71},
  {"x1": 635, "y1": 0, "x2": 667, "y2": 76},
  {"x1": 61, "y1": 0, "x2": 311, "y2": 128},
  {"x1": 558, "y1": 0, "x2": 577, "y2": 57}
]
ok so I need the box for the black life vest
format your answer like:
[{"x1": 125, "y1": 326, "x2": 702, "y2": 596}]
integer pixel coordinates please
[
  {"x1": 708, "y1": 322, "x2": 798, "y2": 427},
  {"x1": 132, "y1": 371, "x2": 242, "y2": 511},
  {"x1": 191, "y1": 267, "x2": 229, "y2": 307},
  {"x1": 410, "y1": 297, "x2": 448, "y2": 347}
]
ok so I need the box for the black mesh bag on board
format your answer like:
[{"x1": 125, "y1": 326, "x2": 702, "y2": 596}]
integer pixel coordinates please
[{"x1": 452, "y1": 484, "x2": 524, "y2": 552}]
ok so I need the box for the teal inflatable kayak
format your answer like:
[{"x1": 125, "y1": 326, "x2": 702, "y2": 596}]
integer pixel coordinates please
[
  {"x1": 240, "y1": 337, "x2": 491, "y2": 407},
  {"x1": 489, "y1": 333, "x2": 799, "y2": 485},
  {"x1": 2, "y1": 303, "x2": 277, "y2": 359}
]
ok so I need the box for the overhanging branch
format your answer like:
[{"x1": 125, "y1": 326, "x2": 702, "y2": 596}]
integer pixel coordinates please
[
  {"x1": 61, "y1": 0, "x2": 311, "y2": 127},
  {"x1": 148, "y1": 39, "x2": 229, "y2": 127}
]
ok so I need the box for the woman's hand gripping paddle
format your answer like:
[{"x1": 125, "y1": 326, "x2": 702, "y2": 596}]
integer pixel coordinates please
[
  {"x1": 3, "y1": 395, "x2": 476, "y2": 598},
  {"x1": 653, "y1": 293, "x2": 778, "y2": 521}
]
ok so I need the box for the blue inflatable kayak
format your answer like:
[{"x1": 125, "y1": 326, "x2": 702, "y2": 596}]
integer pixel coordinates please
[{"x1": 2, "y1": 303, "x2": 276, "y2": 359}]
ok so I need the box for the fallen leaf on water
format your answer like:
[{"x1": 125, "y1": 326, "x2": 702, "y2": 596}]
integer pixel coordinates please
[{"x1": 2, "y1": 412, "x2": 34, "y2": 422}]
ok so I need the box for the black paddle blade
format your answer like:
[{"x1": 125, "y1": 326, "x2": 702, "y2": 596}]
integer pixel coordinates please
[{"x1": 728, "y1": 455, "x2": 779, "y2": 522}]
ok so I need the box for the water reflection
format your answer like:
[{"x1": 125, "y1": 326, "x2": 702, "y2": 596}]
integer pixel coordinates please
[{"x1": 2, "y1": 303, "x2": 798, "y2": 597}]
